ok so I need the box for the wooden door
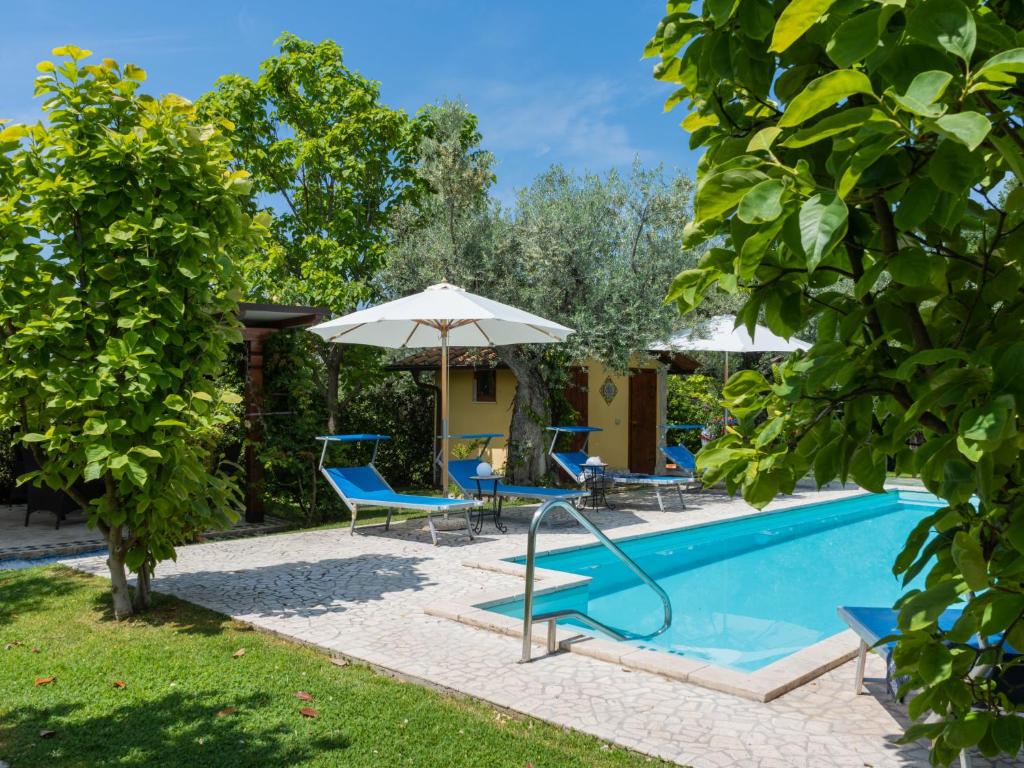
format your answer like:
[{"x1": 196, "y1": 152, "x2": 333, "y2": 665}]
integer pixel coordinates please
[
  {"x1": 564, "y1": 367, "x2": 589, "y2": 450},
  {"x1": 628, "y1": 369, "x2": 657, "y2": 474}
]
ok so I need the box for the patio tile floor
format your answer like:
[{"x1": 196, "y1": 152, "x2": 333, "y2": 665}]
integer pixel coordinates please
[
  {"x1": 0, "y1": 503, "x2": 294, "y2": 561},
  {"x1": 66, "y1": 487, "x2": 1018, "y2": 767}
]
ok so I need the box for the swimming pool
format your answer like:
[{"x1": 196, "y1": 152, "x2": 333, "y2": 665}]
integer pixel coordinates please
[{"x1": 487, "y1": 490, "x2": 942, "y2": 673}]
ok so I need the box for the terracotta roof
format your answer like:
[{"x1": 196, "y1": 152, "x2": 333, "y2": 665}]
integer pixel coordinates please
[{"x1": 387, "y1": 347, "x2": 506, "y2": 371}]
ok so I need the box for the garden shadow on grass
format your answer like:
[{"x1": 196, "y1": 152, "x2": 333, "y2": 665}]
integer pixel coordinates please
[
  {"x1": 0, "y1": 567, "x2": 94, "y2": 627},
  {"x1": 88, "y1": 588, "x2": 237, "y2": 638},
  {"x1": 148, "y1": 554, "x2": 436, "y2": 622},
  {"x1": 0, "y1": 689, "x2": 350, "y2": 768}
]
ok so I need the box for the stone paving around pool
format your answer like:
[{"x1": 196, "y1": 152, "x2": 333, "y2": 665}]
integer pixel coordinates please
[{"x1": 68, "y1": 487, "x2": 1017, "y2": 768}]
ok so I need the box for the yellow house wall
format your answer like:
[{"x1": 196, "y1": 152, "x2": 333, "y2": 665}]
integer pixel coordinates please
[
  {"x1": 441, "y1": 369, "x2": 515, "y2": 471},
  {"x1": 585, "y1": 364, "x2": 631, "y2": 470},
  {"x1": 438, "y1": 356, "x2": 667, "y2": 475}
]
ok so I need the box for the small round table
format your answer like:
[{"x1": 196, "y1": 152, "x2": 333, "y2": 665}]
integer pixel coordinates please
[
  {"x1": 580, "y1": 463, "x2": 614, "y2": 510},
  {"x1": 469, "y1": 475, "x2": 508, "y2": 533}
]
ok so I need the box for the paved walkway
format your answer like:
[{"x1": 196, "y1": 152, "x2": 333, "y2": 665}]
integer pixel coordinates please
[
  {"x1": 68, "y1": 488, "x2": 1015, "y2": 767},
  {"x1": 0, "y1": 503, "x2": 293, "y2": 561}
]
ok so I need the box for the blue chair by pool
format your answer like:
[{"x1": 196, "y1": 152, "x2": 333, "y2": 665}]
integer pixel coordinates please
[
  {"x1": 838, "y1": 605, "x2": 1024, "y2": 768},
  {"x1": 547, "y1": 426, "x2": 698, "y2": 512},
  {"x1": 318, "y1": 434, "x2": 478, "y2": 546},
  {"x1": 443, "y1": 433, "x2": 588, "y2": 508},
  {"x1": 660, "y1": 423, "x2": 703, "y2": 476}
]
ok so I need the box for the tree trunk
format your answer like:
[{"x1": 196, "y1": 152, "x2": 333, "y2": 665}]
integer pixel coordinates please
[
  {"x1": 501, "y1": 351, "x2": 550, "y2": 484},
  {"x1": 132, "y1": 557, "x2": 153, "y2": 613},
  {"x1": 105, "y1": 525, "x2": 133, "y2": 619},
  {"x1": 325, "y1": 345, "x2": 343, "y2": 434}
]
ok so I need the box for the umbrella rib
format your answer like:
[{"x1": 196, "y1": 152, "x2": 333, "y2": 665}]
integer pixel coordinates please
[
  {"x1": 401, "y1": 323, "x2": 419, "y2": 348},
  {"x1": 525, "y1": 323, "x2": 563, "y2": 341},
  {"x1": 328, "y1": 323, "x2": 366, "y2": 342},
  {"x1": 472, "y1": 321, "x2": 494, "y2": 346},
  {"x1": 471, "y1": 321, "x2": 495, "y2": 346}
]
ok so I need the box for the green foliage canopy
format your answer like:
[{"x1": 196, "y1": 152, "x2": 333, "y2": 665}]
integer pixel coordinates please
[
  {"x1": 200, "y1": 33, "x2": 421, "y2": 312},
  {"x1": 646, "y1": 0, "x2": 1024, "y2": 761},
  {"x1": 0, "y1": 47, "x2": 262, "y2": 616},
  {"x1": 199, "y1": 34, "x2": 425, "y2": 435}
]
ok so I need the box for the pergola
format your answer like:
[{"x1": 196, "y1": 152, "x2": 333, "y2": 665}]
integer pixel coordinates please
[{"x1": 240, "y1": 302, "x2": 329, "y2": 522}]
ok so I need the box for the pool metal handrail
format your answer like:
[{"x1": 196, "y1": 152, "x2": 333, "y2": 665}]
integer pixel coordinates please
[{"x1": 519, "y1": 499, "x2": 672, "y2": 662}]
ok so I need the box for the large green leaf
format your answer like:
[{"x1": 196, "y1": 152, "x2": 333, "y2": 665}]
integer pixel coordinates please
[
  {"x1": 737, "y1": 179, "x2": 786, "y2": 224},
  {"x1": 946, "y1": 712, "x2": 990, "y2": 750},
  {"x1": 951, "y1": 532, "x2": 988, "y2": 591},
  {"x1": 798, "y1": 192, "x2": 848, "y2": 269},
  {"x1": 706, "y1": 0, "x2": 741, "y2": 27},
  {"x1": 780, "y1": 106, "x2": 897, "y2": 148},
  {"x1": 779, "y1": 70, "x2": 876, "y2": 127},
  {"x1": 889, "y1": 247, "x2": 939, "y2": 287},
  {"x1": 825, "y1": 8, "x2": 882, "y2": 68},
  {"x1": 849, "y1": 445, "x2": 885, "y2": 491},
  {"x1": 837, "y1": 135, "x2": 900, "y2": 197},
  {"x1": 894, "y1": 179, "x2": 940, "y2": 229},
  {"x1": 960, "y1": 398, "x2": 1015, "y2": 444},
  {"x1": 695, "y1": 168, "x2": 769, "y2": 220},
  {"x1": 975, "y1": 47, "x2": 1024, "y2": 80},
  {"x1": 769, "y1": 0, "x2": 837, "y2": 53},
  {"x1": 912, "y1": 0, "x2": 976, "y2": 63},
  {"x1": 928, "y1": 139, "x2": 984, "y2": 192},
  {"x1": 899, "y1": 579, "x2": 966, "y2": 631},
  {"x1": 992, "y1": 718, "x2": 1024, "y2": 757},
  {"x1": 933, "y1": 112, "x2": 991, "y2": 151},
  {"x1": 917, "y1": 643, "x2": 954, "y2": 685},
  {"x1": 905, "y1": 70, "x2": 955, "y2": 104}
]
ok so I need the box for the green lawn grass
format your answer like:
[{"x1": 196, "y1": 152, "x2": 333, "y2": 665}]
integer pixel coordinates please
[{"x1": 0, "y1": 566, "x2": 669, "y2": 768}]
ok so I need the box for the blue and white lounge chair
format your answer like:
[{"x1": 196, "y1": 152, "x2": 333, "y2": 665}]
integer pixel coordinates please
[
  {"x1": 659, "y1": 424, "x2": 702, "y2": 476},
  {"x1": 838, "y1": 606, "x2": 1023, "y2": 768},
  {"x1": 442, "y1": 433, "x2": 588, "y2": 509},
  {"x1": 318, "y1": 434, "x2": 478, "y2": 546},
  {"x1": 838, "y1": 606, "x2": 967, "y2": 698},
  {"x1": 547, "y1": 426, "x2": 698, "y2": 512}
]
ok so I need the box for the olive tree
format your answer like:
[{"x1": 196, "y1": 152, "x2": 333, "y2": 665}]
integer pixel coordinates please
[
  {"x1": 0, "y1": 47, "x2": 263, "y2": 617},
  {"x1": 645, "y1": 0, "x2": 1024, "y2": 761},
  {"x1": 386, "y1": 102, "x2": 697, "y2": 481}
]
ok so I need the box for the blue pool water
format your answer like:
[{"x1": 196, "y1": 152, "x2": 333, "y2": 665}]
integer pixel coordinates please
[{"x1": 488, "y1": 490, "x2": 943, "y2": 672}]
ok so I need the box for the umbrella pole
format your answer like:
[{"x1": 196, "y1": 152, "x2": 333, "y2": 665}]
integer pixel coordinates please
[{"x1": 441, "y1": 327, "x2": 449, "y2": 494}]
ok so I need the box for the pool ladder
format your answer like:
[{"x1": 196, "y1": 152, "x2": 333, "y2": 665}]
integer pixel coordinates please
[{"x1": 519, "y1": 499, "x2": 673, "y2": 663}]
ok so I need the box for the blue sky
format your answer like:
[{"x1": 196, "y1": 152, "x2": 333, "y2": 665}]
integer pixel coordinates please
[{"x1": 1, "y1": 1, "x2": 696, "y2": 204}]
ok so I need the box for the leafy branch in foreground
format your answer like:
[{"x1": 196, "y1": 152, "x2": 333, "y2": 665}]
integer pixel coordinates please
[{"x1": 646, "y1": 0, "x2": 1024, "y2": 762}]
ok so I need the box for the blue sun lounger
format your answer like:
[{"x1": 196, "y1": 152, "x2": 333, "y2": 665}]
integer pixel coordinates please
[
  {"x1": 442, "y1": 433, "x2": 588, "y2": 508},
  {"x1": 318, "y1": 434, "x2": 478, "y2": 546},
  {"x1": 838, "y1": 606, "x2": 967, "y2": 698},
  {"x1": 547, "y1": 426, "x2": 698, "y2": 511},
  {"x1": 659, "y1": 424, "x2": 702, "y2": 476},
  {"x1": 838, "y1": 606, "x2": 1023, "y2": 768}
]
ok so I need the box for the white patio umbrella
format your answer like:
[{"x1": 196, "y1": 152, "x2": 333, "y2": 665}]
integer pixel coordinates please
[
  {"x1": 655, "y1": 314, "x2": 810, "y2": 380},
  {"x1": 307, "y1": 282, "x2": 574, "y2": 491},
  {"x1": 654, "y1": 315, "x2": 810, "y2": 421}
]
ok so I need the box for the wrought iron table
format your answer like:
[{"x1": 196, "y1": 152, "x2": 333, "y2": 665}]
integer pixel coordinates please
[
  {"x1": 469, "y1": 475, "x2": 507, "y2": 533},
  {"x1": 580, "y1": 463, "x2": 614, "y2": 510}
]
